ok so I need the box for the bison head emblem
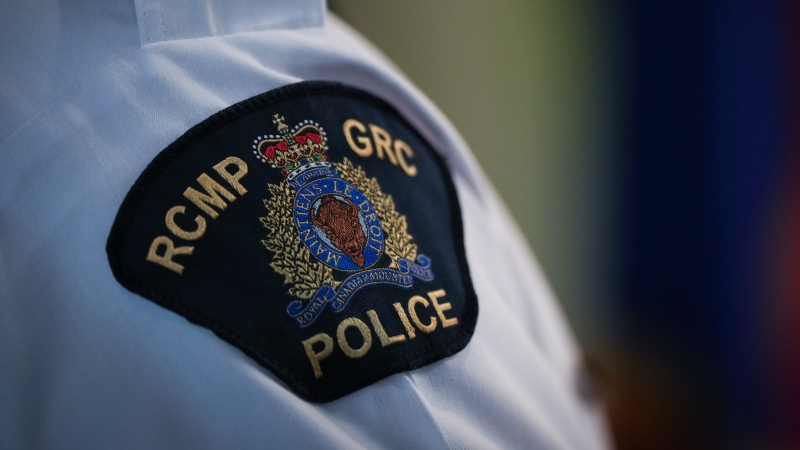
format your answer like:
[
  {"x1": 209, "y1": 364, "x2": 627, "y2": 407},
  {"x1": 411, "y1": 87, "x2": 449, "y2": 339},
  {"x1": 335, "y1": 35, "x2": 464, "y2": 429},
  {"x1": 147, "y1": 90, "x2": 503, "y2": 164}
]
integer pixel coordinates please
[{"x1": 311, "y1": 195, "x2": 368, "y2": 267}]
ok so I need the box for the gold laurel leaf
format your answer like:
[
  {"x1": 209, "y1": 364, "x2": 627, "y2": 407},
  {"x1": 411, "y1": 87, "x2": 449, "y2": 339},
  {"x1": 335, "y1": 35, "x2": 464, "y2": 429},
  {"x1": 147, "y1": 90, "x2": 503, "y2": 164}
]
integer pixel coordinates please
[{"x1": 261, "y1": 179, "x2": 333, "y2": 300}]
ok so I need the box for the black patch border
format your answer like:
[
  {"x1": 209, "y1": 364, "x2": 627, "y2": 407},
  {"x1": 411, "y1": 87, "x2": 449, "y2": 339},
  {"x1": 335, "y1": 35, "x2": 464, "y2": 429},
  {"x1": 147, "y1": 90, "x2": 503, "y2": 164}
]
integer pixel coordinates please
[{"x1": 106, "y1": 81, "x2": 479, "y2": 402}]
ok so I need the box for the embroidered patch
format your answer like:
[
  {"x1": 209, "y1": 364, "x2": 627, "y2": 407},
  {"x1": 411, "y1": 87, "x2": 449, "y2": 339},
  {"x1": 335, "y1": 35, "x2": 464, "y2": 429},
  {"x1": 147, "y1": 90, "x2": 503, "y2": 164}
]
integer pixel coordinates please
[{"x1": 107, "y1": 81, "x2": 478, "y2": 402}]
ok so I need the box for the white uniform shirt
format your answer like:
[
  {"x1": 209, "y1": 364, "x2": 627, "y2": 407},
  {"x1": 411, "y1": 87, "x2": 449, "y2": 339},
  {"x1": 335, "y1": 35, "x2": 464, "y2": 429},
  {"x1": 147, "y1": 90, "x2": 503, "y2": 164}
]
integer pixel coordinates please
[{"x1": 0, "y1": 0, "x2": 611, "y2": 448}]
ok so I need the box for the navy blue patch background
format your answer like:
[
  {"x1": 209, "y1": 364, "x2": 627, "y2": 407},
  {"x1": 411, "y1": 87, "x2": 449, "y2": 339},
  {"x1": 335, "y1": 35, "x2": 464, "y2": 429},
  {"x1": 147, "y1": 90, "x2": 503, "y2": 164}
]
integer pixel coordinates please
[{"x1": 107, "y1": 81, "x2": 478, "y2": 402}]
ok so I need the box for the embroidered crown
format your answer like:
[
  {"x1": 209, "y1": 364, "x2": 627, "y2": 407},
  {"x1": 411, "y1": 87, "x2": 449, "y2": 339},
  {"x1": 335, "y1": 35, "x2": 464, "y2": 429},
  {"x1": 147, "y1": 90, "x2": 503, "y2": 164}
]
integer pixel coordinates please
[{"x1": 252, "y1": 114, "x2": 329, "y2": 176}]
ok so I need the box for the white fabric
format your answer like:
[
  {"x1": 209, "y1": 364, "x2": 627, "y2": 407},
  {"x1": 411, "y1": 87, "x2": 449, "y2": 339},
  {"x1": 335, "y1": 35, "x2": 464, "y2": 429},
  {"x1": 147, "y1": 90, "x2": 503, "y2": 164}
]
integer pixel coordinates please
[{"x1": 0, "y1": 1, "x2": 611, "y2": 448}]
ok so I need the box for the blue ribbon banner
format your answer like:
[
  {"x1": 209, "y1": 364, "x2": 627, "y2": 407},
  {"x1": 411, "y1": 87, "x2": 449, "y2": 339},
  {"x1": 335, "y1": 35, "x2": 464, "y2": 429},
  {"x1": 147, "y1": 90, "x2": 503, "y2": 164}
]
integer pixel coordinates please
[{"x1": 286, "y1": 255, "x2": 434, "y2": 327}]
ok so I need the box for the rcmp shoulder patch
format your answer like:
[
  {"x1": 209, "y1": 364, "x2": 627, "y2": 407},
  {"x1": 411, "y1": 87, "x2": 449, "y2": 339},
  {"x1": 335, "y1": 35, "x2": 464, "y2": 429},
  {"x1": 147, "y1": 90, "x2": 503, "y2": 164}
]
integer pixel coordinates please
[{"x1": 107, "y1": 81, "x2": 478, "y2": 402}]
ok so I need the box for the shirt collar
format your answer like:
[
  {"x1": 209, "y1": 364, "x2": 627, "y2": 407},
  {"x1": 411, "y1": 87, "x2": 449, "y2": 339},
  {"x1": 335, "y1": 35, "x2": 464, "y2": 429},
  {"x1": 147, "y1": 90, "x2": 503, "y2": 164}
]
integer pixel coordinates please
[{"x1": 134, "y1": 0, "x2": 326, "y2": 46}]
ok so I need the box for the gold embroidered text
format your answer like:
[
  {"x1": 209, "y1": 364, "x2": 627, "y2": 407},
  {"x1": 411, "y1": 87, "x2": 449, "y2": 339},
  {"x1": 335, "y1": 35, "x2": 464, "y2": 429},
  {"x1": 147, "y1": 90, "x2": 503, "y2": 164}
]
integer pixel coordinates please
[
  {"x1": 146, "y1": 156, "x2": 249, "y2": 274},
  {"x1": 301, "y1": 289, "x2": 457, "y2": 379},
  {"x1": 343, "y1": 118, "x2": 418, "y2": 177}
]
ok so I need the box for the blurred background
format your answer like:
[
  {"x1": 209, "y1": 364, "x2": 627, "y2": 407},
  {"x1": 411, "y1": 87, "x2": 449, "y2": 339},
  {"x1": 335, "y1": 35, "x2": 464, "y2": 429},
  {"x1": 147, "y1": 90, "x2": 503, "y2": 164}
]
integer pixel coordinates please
[{"x1": 331, "y1": 1, "x2": 799, "y2": 448}]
